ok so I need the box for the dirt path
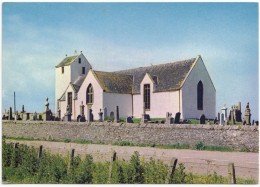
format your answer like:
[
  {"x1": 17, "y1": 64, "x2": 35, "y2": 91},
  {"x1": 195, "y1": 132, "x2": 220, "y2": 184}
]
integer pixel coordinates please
[{"x1": 5, "y1": 139, "x2": 258, "y2": 181}]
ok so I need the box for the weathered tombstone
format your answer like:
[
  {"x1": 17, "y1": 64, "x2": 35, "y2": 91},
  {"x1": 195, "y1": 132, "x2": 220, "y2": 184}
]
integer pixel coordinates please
[
  {"x1": 221, "y1": 105, "x2": 228, "y2": 121},
  {"x1": 115, "y1": 106, "x2": 120, "y2": 122},
  {"x1": 230, "y1": 106, "x2": 235, "y2": 125},
  {"x1": 199, "y1": 114, "x2": 205, "y2": 124},
  {"x1": 255, "y1": 121, "x2": 259, "y2": 126},
  {"x1": 2, "y1": 114, "x2": 6, "y2": 120},
  {"x1": 57, "y1": 107, "x2": 61, "y2": 120},
  {"x1": 33, "y1": 112, "x2": 37, "y2": 120},
  {"x1": 103, "y1": 107, "x2": 107, "y2": 120},
  {"x1": 244, "y1": 102, "x2": 251, "y2": 125},
  {"x1": 166, "y1": 112, "x2": 174, "y2": 124},
  {"x1": 220, "y1": 113, "x2": 224, "y2": 125},
  {"x1": 89, "y1": 109, "x2": 94, "y2": 122},
  {"x1": 141, "y1": 114, "x2": 148, "y2": 123},
  {"x1": 8, "y1": 107, "x2": 13, "y2": 120},
  {"x1": 217, "y1": 112, "x2": 220, "y2": 121},
  {"x1": 79, "y1": 101, "x2": 86, "y2": 122},
  {"x1": 98, "y1": 109, "x2": 103, "y2": 122},
  {"x1": 174, "y1": 112, "x2": 181, "y2": 124},
  {"x1": 110, "y1": 111, "x2": 114, "y2": 121},
  {"x1": 252, "y1": 120, "x2": 254, "y2": 126},
  {"x1": 126, "y1": 116, "x2": 134, "y2": 123},
  {"x1": 64, "y1": 105, "x2": 72, "y2": 122},
  {"x1": 26, "y1": 113, "x2": 30, "y2": 120},
  {"x1": 44, "y1": 97, "x2": 53, "y2": 121}
]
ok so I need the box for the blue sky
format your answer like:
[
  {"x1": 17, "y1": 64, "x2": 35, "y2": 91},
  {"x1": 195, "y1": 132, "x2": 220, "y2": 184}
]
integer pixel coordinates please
[{"x1": 2, "y1": 2, "x2": 259, "y2": 120}]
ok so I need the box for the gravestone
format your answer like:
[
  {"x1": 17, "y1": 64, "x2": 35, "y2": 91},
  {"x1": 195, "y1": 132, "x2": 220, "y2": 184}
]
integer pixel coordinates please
[
  {"x1": 103, "y1": 107, "x2": 107, "y2": 120},
  {"x1": 44, "y1": 97, "x2": 53, "y2": 121},
  {"x1": 21, "y1": 105, "x2": 25, "y2": 113},
  {"x1": 33, "y1": 112, "x2": 37, "y2": 121},
  {"x1": 220, "y1": 113, "x2": 224, "y2": 125},
  {"x1": 166, "y1": 112, "x2": 174, "y2": 124},
  {"x1": 221, "y1": 105, "x2": 228, "y2": 121},
  {"x1": 252, "y1": 120, "x2": 254, "y2": 127},
  {"x1": 244, "y1": 102, "x2": 251, "y2": 125},
  {"x1": 230, "y1": 106, "x2": 235, "y2": 125},
  {"x1": 78, "y1": 101, "x2": 86, "y2": 122},
  {"x1": 174, "y1": 112, "x2": 181, "y2": 124},
  {"x1": 126, "y1": 116, "x2": 134, "y2": 123},
  {"x1": 255, "y1": 121, "x2": 259, "y2": 126},
  {"x1": 217, "y1": 113, "x2": 220, "y2": 121},
  {"x1": 110, "y1": 111, "x2": 114, "y2": 121},
  {"x1": 115, "y1": 106, "x2": 120, "y2": 122},
  {"x1": 98, "y1": 109, "x2": 103, "y2": 122},
  {"x1": 89, "y1": 109, "x2": 94, "y2": 122},
  {"x1": 57, "y1": 107, "x2": 61, "y2": 120},
  {"x1": 26, "y1": 113, "x2": 30, "y2": 120},
  {"x1": 199, "y1": 114, "x2": 205, "y2": 124},
  {"x1": 8, "y1": 107, "x2": 13, "y2": 120},
  {"x1": 207, "y1": 119, "x2": 210, "y2": 125},
  {"x1": 214, "y1": 117, "x2": 218, "y2": 124},
  {"x1": 141, "y1": 114, "x2": 149, "y2": 123},
  {"x1": 64, "y1": 105, "x2": 72, "y2": 122}
]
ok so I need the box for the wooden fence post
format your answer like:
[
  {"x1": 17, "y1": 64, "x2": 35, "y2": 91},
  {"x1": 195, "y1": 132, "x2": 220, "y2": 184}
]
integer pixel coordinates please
[
  {"x1": 165, "y1": 157, "x2": 178, "y2": 184},
  {"x1": 68, "y1": 148, "x2": 75, "y2": 172},
  {"x1": 37, "y1": 145, "x2": 43, "y2": 159},
  {"x1": 228, "y1": 162, "x2": 236, "y2": 184},
  {"x1": 108, "y1": 151, "x2": 117, "y2": 183}
]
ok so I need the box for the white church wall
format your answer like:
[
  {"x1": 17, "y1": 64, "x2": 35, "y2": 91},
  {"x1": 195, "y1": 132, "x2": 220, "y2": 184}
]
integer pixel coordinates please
[
  {"x1": 133, "y1": 73, "x2": 180, "y2": 118},
  {"x1": 76, "y1": 70, "x2": 103, "y2": 120},
  {"x1": 181, "y1": 57, "x2": 216, "y2": 119},
  {"x1": 70, "y1": 53, "x2": 92, "y2": 83},
  {"x1": 55, "y1": 65, "x2": 71, "y2": 110},
  {"x1": 103, "y1": 93, "x2": 132, "y2": 119}
]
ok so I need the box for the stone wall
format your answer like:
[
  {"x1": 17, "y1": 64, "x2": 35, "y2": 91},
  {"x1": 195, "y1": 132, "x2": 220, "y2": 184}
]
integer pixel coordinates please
[{"x1": 2, "y1": 121, "x2": 259, "y2": 151}]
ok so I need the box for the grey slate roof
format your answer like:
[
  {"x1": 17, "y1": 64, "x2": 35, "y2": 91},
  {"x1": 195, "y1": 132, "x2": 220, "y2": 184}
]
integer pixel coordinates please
[
  {"x1": 73, "y1": 74, "x2": 87, "y2": 92},
  {"x1": 114, "y1": 58, "x2": 196, "y2": 94},
  {"x1": 93, "y1": 70, "x2": 133, "y2": 94}
]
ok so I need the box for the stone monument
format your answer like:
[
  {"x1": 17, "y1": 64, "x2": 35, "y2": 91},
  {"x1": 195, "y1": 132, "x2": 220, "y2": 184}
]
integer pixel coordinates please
[
  {"x1": 244, "y1": 102, "x2": 251, "y2": 125},
  {"x1": 64, "y1": 105, "x2": 72, "y2": 122}
]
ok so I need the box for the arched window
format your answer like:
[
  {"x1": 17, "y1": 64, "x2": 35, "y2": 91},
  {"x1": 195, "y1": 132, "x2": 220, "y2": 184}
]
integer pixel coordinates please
[
  {"x1": 86, "y1": 84, "x2": 94, "y2": 104},
  {"x1": 197, "y1": 81, "x2": 203, "y2": 110}
]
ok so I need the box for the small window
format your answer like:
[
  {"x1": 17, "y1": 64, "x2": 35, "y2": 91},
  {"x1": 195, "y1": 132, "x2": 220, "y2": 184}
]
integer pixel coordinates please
[
  {"x1": 79, "y1": 58, "x2": 81, "y2": 64},
  {"x1": 144, "y1": 84, "x2": 150, "y2": 110},
  {"x1": 61, "y1": 67, "x2": 64, "y2": 74},
  {"x1": 82, "y1": 67, "x2": 85, "y2": 74},
  {"x1": 86, "y1": 84, "x2": 94, "y2": 104}
]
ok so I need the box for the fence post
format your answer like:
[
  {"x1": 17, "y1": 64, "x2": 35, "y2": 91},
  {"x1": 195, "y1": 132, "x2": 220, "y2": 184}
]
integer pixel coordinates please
[
  {"x1": 37, "y1": 145, "x2": 43, "y2": 159},
  {"x1": 228, "y1": 162, "x2": 236, "y2": 184},
  {"x1": 108, "y1": 151, "x2": 117, "y2": 183},
  {"x1": 68, "y1": 148, "x2": 75, "y2": 172},
  {"x1": 165, "y1": 157, "x2": 178, "y2": 184},
  {"x1": 11, "y1": 143, "x2": 19, "y2": 168}
]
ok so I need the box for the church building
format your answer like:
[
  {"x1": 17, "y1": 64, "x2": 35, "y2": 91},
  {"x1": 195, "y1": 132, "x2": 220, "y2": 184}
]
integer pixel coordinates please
[{"x1": 55, "y1": 52, "x2": 216, "y2": 121}]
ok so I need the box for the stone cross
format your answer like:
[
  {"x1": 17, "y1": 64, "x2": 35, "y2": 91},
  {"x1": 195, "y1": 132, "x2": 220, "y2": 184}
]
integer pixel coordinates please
[
  {"x1": 244, "y1": 102, "x2": 251, "y2": 125},
  {"x1": 115, "y1": 106, "x2": 120, "y2": 123}
]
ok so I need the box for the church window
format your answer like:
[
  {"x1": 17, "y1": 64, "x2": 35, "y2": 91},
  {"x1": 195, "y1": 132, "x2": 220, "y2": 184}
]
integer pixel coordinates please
[
  {"x1": 79, "y1": 58, "x2": 81, "y2": 64},
  {"x1": 67, "y1": 92, "x2": 72, "y2": 113},
  {"x1": 82, "y1": 67, "x2": 85, "y2": 74},
  {"x1": 197, "y1": 81, "x2": 203, "y2": 110},
  {"x1": 62, "y1": 67, "x2": 64, "y2": 74},
  {"x1": 144, "y1": 84, "x2": 150, "y2": 110},
  {"x1": 86, "y1": 84, "x2": 94, "y2": 104}
]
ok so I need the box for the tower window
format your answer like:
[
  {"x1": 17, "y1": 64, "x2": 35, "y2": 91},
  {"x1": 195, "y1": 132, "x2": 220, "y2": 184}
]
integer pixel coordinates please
[
  {"x1": 144, "y1": 84, "x2": 150, "y2": 110},
  {"x1": 197, "y1": 81, "x2": 203, "y2": 110},
  {"x1": 62, "y1": 67, "x2": 64, "y2": 74},
  {"x1": 79, "y1": 58, "x2": 81, "y2": 64},
  {"x1": 82, "y1": 67, "x2": 85, "y2": 74}
]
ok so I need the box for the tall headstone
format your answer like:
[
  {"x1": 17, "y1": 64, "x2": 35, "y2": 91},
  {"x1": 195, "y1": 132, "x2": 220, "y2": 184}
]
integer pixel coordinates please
[
  {"x1": 8, "y1": 107, "x2": 13, "y2": 120},
  {"x1": 200, "y1": 114, "x2": 206, "y2": 124},
  {"x1": 174, "y1": 112, "x2": 181, "y2": 124},
  {"x1": 244, "y1": 102, "x2": 251, "y2": 125},
  {"x1": 252, "y1": 120, "x2": 255, "y2": 126},
  {"x1": 45, "y1": 97, "x2": 53, "y2": 121},
  {"x1": 21, "y1": 105, "x2": 25, "y2": 113},
  {"x1": 33, "y1": 112, "x2": 37, "y2": 121},
  {"x1": 217, "y1": 112, "x2": 220, "y2": 121},
  {"x1": 103, "y1": 107, "x2": 107, "y2": 120},
  {"x1": 98, "y1": 109, "x2": 103, "y2": 122},
  {"x1": 87, "y1": 105, "x2": 93, "y2": 122},
  {"x1": 64, "y1": 105, "x2": 72, "y2": 122},
  {"x1": 220, "y1": 113, "x2": 224, "y2": 125},
  {"x1": 221, "y1": 105, "x2": 228, "y2": 122},
  {"x1": 115, "y1": 106, "x2": 120, "y2": 123},
  {"x1": 230, "y1": 106, "x2": 235, "y2": 125},
  {"x1": 78, "y1": 101, "x2": 86, "y2": 122},
  {"x1": 45, "y1": 97, "x2": 49, "y2": 111},
  {"x1": 110, "y1": 111, "x2": 114, "y2": 121}
]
